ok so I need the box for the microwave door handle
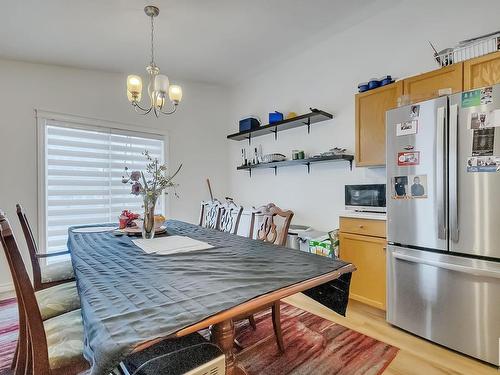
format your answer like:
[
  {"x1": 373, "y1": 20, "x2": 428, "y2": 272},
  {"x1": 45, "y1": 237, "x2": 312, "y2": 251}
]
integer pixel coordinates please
[
  {"x1": 449, "y1": 104, "x2": 459, "y2": 242},
  {"x1": 436, "y1": 106, "x2": 447, "y2": 240}
]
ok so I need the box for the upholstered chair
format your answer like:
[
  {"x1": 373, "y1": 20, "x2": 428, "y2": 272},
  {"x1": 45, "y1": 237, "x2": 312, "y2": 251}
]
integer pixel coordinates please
[{"x1": 16, "y1": 204, "x2": 74, "y2": 291}]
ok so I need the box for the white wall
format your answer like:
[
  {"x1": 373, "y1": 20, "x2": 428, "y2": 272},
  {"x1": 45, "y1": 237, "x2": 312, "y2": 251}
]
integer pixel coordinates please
[
  {"x1": 227, "y1": 0, "x2": 500, "y2": 232},
  {"x1": 0, "y1": 59, "x2": 230, "y2": 291}
]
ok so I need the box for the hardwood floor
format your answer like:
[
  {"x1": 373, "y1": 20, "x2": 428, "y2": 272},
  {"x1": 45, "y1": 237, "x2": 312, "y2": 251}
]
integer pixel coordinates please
[{"x1": 283, "y1": 293, "x2": 498, "y2": 375}]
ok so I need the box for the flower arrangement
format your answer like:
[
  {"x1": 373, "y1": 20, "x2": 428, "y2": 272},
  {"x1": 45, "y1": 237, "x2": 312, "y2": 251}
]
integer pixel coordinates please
[{"x1": 122, "y1": 151, "x2": 182, "y2": 238}]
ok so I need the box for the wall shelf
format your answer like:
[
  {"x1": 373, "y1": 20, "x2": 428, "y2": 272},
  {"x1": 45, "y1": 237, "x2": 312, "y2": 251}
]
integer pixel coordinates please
[
  {"x1": 237, "y1": 154, "x2": 354, "y2": 177},
  {"x1": 227, "y1": 108, "x2": 333, "y2": 144}
]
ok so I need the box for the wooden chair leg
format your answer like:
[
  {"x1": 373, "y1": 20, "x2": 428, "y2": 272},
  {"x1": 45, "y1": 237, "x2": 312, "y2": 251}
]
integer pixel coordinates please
[
  {"x1": 14, "y1": 314, "x2": 27, "y2": 375},
  {"x1": 11, "y1": 338, "x2": 18, "y2": 369},
  {"x1": 248, "y1": 315, "x2": 257, "y2": 330},
  {"x1": 271, "y1": 301, "x2": 285, "y2": 352}
]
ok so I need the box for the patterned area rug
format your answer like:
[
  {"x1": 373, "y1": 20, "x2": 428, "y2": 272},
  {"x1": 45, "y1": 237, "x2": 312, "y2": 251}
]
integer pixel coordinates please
[
  {"x1": 0, "y1": 298, "x2": 398, "y2": 374},
  {"x1": 0, "y1": 298, "x2": 17, "y2": 374},
  {"x1": 235, "y1": 302, "x2": 399, "y2": 375}
]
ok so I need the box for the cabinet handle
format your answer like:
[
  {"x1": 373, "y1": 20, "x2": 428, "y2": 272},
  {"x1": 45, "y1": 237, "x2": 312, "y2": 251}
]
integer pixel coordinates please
[{"x1": 358, "y1": 225, "x2": 364, "y2": 228}]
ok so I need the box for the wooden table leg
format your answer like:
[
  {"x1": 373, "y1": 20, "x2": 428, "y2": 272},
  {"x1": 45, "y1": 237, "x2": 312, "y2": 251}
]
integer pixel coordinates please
[{"x1": 211, "y1": 319, "x2": 248, "y2": 375}]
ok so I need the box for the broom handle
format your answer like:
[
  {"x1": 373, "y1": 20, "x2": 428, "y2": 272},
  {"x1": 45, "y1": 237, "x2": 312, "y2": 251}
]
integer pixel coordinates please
[{"x1": 206, "y1": 179, "x2": 214, "y2": 201}]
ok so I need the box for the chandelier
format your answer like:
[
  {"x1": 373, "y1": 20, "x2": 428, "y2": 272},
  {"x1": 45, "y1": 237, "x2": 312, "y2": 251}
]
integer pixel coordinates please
[{"x1": 126, "y1": 5, "x2": 182, "y2": 117}]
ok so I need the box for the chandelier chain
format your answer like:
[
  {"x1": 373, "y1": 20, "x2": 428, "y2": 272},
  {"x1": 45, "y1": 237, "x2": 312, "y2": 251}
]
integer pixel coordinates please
[{"x1": 150, "y1": 15, "x2": 155, "y2": 66}]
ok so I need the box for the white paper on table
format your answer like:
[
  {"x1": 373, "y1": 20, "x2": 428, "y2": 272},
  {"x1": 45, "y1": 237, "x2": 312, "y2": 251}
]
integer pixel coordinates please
[{"x1": 133, "y1": 235, "x2": 214, "y2": 255}]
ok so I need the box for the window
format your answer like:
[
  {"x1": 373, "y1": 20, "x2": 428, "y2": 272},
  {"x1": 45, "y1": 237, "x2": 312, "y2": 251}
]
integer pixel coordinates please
[{"x1": 38, "y1": 113, "x2": 166, "y2": 255}]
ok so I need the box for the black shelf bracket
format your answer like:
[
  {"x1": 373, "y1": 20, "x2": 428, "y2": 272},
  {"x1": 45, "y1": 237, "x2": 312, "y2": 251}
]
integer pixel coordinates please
[
  {"x1": 247, "y1": 133, "x2": 251, "y2": 145},
  {"x1": 302, "y1": 117, "x2": 311, "y2": 134},
  {"x1": 270, "y1": 126, "x2": 278, "y2": 140},
  {"x1": 306, "y1": 162, "x2": 311, "y2": 174},
  {"x1": 349, "y1": 159, "x2": 353, "y2": 170},
  {"x1": 273, "y1": 166, "x2": 277, "y2": 176}
]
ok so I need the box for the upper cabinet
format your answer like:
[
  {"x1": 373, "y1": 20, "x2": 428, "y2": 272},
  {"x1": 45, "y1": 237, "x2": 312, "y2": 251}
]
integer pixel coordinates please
[
  {"x1": 403, "y1": 63, "x2": 463, "y2": 103},
  {"x1": 464, "y1": 51, "x2": 500, "y2": 90},
  {"x1": 355, "y1": 52, "x2": 500, "y2": 167},
  {"x1": 355, "y1": 81, "x2": 403, "y2": 167}
]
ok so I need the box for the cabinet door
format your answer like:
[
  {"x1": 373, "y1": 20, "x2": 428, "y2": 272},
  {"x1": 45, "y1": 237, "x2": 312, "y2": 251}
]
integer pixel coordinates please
[
  {"x1": 339, "y1": 232, "x2": 386, "y2": 310},
  {"x1": 403, "y1": 63, "x2": 463, "y2": 103},
  {"x1": 355, "y1": 81, "x2": 403, "y2": 167},
  {"x1": 463, "y1": 51, "x2": 500, "y2": 90}
]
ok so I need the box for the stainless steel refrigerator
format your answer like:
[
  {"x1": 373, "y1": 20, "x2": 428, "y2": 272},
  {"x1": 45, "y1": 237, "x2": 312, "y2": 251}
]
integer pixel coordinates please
[{"x1": 386, "y1": 84, "x2": 500, "y2": 366}]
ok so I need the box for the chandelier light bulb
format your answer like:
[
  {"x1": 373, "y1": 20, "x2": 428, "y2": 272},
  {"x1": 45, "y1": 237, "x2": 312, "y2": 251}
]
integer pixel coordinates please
[
  {"x1": 154, "y1": 74, "x2": 169, "y2": 94},
  {"x1": 169, "y1": 85, "x2": 183, "y2": 105},
  {"x1": 127, "y1": 75, "x2": 143, "y2": 102}
]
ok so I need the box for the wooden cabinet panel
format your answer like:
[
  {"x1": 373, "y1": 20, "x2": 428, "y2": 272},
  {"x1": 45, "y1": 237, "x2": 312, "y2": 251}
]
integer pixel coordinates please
[
  {"x1": 464, "y1": 51, "x2": 500, "y2": 90},
  {"x1": 355, "y1": 81, "x2": 403, "y2": 167},
  {"x1": 339, "y1": 217, "x2": 386, "y2": 238},
  {"x1": 339, "y1": 232, "x2": 387, "y2": 310},
  {"x1": 403, "y1": 63, "x2": 463, "y2": 103}
]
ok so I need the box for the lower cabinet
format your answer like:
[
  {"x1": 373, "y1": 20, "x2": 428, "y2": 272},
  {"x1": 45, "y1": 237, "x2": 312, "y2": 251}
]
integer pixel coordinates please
[{"x1": 339, "y1": 218, "x2": 387, "y2": 310}]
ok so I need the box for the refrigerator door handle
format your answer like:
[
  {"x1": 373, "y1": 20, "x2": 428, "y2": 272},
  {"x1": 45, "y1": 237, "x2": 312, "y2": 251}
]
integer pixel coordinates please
[
  {"x1": 436, "y1": 106, "x2": 447, "y2": 240},
  {"x1": 392, "y1": 251, "x2": 500, "y2": 279},
  {"x1": 449, "y1": 103, "x2": 459, "y2": 242}
]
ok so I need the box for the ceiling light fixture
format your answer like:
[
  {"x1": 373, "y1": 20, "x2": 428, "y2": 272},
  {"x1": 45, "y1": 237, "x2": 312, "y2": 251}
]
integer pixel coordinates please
[{"x1": 126, "y1": 5, "x2": 182, "y2": 117}]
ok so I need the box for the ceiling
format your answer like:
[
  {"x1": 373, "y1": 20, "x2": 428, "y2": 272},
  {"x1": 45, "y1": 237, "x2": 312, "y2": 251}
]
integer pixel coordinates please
[{"x1": 0, "y1": 0, "x2": 389, "y2": 84}]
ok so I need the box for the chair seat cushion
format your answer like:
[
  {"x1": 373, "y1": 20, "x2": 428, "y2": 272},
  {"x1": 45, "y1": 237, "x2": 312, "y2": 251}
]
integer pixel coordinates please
[
  {"x1": 35, "y1": 281, "x2": 80, "y2": 320},
  {"x1": 40, "y1": 258, "x2": 74, "y2": 284},
  {"x1": 44, "y1": 309, "x2": 85, "y2": 370}
]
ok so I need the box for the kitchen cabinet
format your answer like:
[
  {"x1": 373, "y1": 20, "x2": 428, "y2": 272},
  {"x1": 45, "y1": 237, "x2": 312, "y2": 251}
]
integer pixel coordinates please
[
  {"x1": 355, "y1": 81, "x2": 402, "y2": 167},
  {"x1": 403, "y1": 63, "x2": 463, "y2": 103},
  {"x1": 463, "y1": 51, "x2": 500, "y2": 90},
  {"x1": 339, "y1": 217, "x2": 386, "y2": 310}
]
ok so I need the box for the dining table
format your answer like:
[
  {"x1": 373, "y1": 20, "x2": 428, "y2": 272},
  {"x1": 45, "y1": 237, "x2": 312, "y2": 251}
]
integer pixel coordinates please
[{"x1": 68, "y1": 219, "x2": 355, "y2": 375}]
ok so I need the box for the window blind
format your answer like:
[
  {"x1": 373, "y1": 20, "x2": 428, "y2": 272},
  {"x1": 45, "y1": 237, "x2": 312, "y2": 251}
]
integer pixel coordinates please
[{"x1": 43, "y1": 121, "x2": 165, "y2": 254}]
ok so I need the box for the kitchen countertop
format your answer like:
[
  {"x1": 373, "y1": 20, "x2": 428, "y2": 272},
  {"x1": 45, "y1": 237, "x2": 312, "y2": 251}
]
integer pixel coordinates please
[{"x1": 339, "y1": 210, "x2": 387, "y2": 221}]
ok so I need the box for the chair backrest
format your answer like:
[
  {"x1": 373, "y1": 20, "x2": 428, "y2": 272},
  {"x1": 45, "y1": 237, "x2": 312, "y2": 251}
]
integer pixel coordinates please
[
  {"x1": 16, "y1": 204, "x2": 43, "y2": 290},
  {"x1": 199, "y1": 199, "x2": 222, "y2": 230},
  {"x1": 219, "y1": 199, "x2": 243, "y2": 235},
  {"x1": 251, "y1": 203, "x2": 294, "y2": 247},
  {"x1": 0, "y1": 210, "x2": 51, "y2": 374}
]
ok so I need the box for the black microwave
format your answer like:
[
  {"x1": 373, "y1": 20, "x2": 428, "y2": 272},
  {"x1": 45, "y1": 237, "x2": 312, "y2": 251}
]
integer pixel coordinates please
[{"x1": 345, "y1": 184, "x2": 386, "y2": 212}]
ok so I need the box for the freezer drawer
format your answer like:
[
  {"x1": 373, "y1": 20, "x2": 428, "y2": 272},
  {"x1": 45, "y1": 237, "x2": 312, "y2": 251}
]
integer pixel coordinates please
[{"x1": 387, "y1": 245, "x2": 500, "y2": 366}]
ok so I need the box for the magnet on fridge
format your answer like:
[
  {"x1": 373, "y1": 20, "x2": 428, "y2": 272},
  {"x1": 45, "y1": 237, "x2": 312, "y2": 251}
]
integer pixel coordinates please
[
  {"x1": 396, "y1": 120, "x2": 418, "y2": 136},
  {"x1": 398, "y1": 151, "x2": 420, "y2": 166}
]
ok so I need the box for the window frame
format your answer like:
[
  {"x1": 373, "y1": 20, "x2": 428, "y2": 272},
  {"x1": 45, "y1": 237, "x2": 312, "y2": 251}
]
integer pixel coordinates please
[{"x1": 36, "y1": 110, "x2": 170, "y2": 254}]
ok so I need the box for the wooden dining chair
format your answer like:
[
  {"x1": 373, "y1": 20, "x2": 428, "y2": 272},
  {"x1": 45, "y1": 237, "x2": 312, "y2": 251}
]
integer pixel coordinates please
[
  {"x1": 16, "y1": 204, "x2": 75, "y2": 291},
  {"x1": 199, "y1": 199, "x2": 222, "y2": 230},
  {"x1": 218, "y1": 198, "x2": 243, "y2": 235},
  {"x1": 250, "y1": 203, "x2": 294, "y2": 246},
  {"x1": 0, "y1": 210, "x2": 89, "y2": 375},
  {"x1": 236, "y1": 203, "x2": 294, "y2": 352}
]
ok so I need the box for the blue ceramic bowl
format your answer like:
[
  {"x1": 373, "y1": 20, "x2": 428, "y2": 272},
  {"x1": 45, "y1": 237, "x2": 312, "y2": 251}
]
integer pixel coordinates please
[
  {"x1": 380, "y1": 75, "x2": 394, "y2": 86},
  {"x1": 358, "y1": 82, "x2": 369, "y2": 92},
  {"x1": 368, "y1": 78, "x2": 381, "y2": 90}
]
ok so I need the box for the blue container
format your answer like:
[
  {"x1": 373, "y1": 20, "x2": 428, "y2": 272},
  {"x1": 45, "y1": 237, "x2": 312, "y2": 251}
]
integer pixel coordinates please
[
  {"x1": 269, "y1": 111, "x2": 284, "y2": 124},
  {"x1": 239, "y1": 117, "x2": 260, "y2": 132},
  {"x1": 380, "y1": 75, "x2": 394, "y2": 86},
  {"x1": 358, "y1": 82, "x2": 369, "y2": 92},
  {"x1": 368, "y1": 78, "x2": 381, "y2": 90}
]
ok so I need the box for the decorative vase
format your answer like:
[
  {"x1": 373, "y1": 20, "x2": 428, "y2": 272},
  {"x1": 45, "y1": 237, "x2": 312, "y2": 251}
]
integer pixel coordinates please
[{"x1": 142, "y1": 197, "x2": 157, "y2": 239}]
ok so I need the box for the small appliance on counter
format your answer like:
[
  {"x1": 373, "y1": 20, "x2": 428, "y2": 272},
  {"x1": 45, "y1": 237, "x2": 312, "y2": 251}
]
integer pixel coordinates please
[
  {"x1": 345, "y1": 184, "x2": 386, "y2": 213},
  {"x1": 239, "y1": 116, "x2": 260, "y2": 132}
]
